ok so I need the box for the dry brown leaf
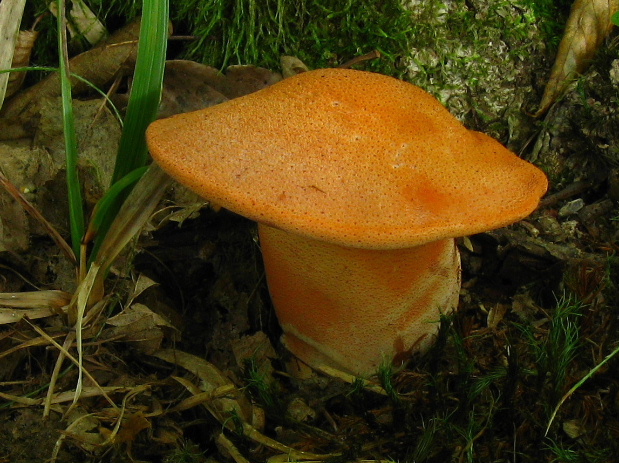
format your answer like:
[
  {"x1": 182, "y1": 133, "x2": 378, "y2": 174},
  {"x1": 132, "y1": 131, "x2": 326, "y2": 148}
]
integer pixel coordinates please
[
  {"x1": 0, "y1": 18, "x2": 142, "y2": 127},
  {"x1": 5, "y1": 29, "x2": 39, "y2": 99},
  {"x1": 106, "y1": 303, "x2": 177, "y2": 354},
  {"x1": 1, "y1": 98, "x2": 121, "y2": 258},
  {"x1": 0, "y1": 148, "x2": 74, "y2": 258},
  {"x1": 48, "y1": 0, "x2": 107, "y2": 46},
  {"x1": 486, "y1": 303, "x2": 508, "y2": 329},
  {"x1": 154, "y1": 348, "x2": 253, "y2": 424},
  {"x1": 113, "y1": 412, "x2": 152, "y2": 444},
  {"x1": 215, "y1": 65, "x2": 282, "y2": 99},
  {"x1": 0, "y1": 0, "x2": 27, "y2": 108},
  {"x1": 281, "y1": 56, "x2": 310, "y2": 78},
  {"x1": 536, "y1": 0, "x2": 619, "y2": 116},
  {"x1": 126, "y1": 274, "x2": 159, "y2": 306},
  {"x1": 60, "y1": 408, "x2": 107, "y2": 452},
  {"x1": 0, "y1": 290, "x2": 71, "y2": 324},
  {"x1": 156, "y1": 60, "x2": 229, "y2": 118},
  {"x1": 120, "y1": 61, "x2": 280, "y2": 121}
]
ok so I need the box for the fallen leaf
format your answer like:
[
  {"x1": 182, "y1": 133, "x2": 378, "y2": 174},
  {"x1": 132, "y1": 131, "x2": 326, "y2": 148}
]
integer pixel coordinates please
[
  {"x1": 280, "y1": 56, "x2": 310, "y2": 78},
  {"x1": 157, "y1": 60, "x2": 229, "y2": 119},
  {"x1": 49, "y1": 0, "x2": 107, "y2": 46},
  {"x1": 0, "y1": 18, "x2": 142, "y2": 128},
  {"x1": 487, "y1": 303, "x2": 508, "y2": 329},
  {"x1": 0, "y1": 0, "x2": 27, "y2": 108},
  {"x1": 0, "y1": 97, "x2": 120, "y2": 261},
  {"x1": 126, "y1": 274, "x2": 159, "y2": 307},
  {"x1": 113, "y1": 412, "x2": 152, "y2": 444},
  {"x1": 536, "y1": 0, "x2": 619, "y2": 116},
  {"x1": 215, "y1": 65, "x2": 282, "y2": 99},
  {"x1": 5, "y1": 29, "x2": 39, "y2": 99},
  {"x1": 0, "y1": 143, "x2": 62, "y2": 253},
  {"x1": 63, "y1": 407, "x2": 107, "y2": 451},
  {"x1": 231, "y1": 332, "x2": 277, "y2": 379},
  {"x1": 106, "y1": 303, "x2": 177, "y2": 354},
  {"x1": 563, "y1": 419, "x2": 587, "y2": 439}
]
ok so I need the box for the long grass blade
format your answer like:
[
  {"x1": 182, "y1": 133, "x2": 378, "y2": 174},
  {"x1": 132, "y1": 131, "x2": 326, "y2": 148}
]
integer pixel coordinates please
[
  {"x1": 546, "y1": 343, "x2": 619, "y2": 435},
  {"x1": 111, "y1": 1, "x2": 169, "y2": 183},
  {"x1": 57, "y1": 0, "x2": 85, "y2": 258},
  {"x1": 91, "y1": 0, "x2": 169, "y2": 260}
]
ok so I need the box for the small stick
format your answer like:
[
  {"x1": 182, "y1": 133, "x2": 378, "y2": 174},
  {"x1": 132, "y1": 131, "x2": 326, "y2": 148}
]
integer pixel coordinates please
[{"x1": 338, "y1": 50, "x2": 382, "y2": 69}]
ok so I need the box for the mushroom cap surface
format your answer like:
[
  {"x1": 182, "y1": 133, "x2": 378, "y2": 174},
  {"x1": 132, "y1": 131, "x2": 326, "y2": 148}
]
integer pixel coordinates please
[{"x1": 147, "y1": 68, "x2": 547, "y2": 249}]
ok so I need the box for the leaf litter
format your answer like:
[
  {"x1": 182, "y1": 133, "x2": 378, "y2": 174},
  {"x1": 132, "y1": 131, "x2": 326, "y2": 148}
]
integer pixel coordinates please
[{"x1": 536, "y1": 0, "x2": 619, "y2": 116}]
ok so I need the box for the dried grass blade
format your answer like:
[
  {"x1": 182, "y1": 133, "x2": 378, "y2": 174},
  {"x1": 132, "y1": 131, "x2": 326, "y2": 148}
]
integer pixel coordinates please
[
  {"x1": 0, "y1": 333, "x2": 64, "y2": 361},
  {"x1": 160, "y1": 350, "x2": 337, "y2": 461},
  {"x1": 100, "y1": 384, "x2": 151, "y2": 446},
  {"x1": 68, "y1": 263, "x2": 101, "y2": 409},
  {"x1": 0, "y1": 390, "x2": 39, "y2": 406},
  {"x1": 44, "y1": 330, "x2": 75, "y2": 418},
  {"x1": 0, "y1": 308, "x2": 61, "y2": 324},
  {"x1": 240, "y1": 421, "x2": 336, "y2": 461},
  {"x1": 217, "y1": 433, "x2": 251, "y2": 463},
  {"x1": 169, "y1": 379, "x2": 236, "y2": 413},
  {"x1": 66, "y1": 165, "x2": 169, "y2": 409},
  {"x1": 546, "y1": 342, "x2": 619, "y2": 434},
  {"x1": 24, "y1": 320, "x2": 116, "y2": 412},
  {"x1": 50, "y1": 386, "x2": 134, "y2": 404},
  {"x1": 0, "y1": 290, "x2": 72, "y2": 309}
]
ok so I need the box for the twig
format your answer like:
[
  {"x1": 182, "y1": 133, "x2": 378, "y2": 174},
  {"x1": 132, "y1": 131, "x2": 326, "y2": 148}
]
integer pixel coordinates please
[
  {"x1": 538, "y1": 181, "x2": 592, "y2": 208},
  {"x1": 338, "y1": 50, "x2": 382, "y2": 69}
]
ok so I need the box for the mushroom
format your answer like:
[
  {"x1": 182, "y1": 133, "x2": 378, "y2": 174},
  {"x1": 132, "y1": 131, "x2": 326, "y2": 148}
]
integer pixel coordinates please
[{"x1": 146, "y1": 69, "x2": 547, "y2": 376}]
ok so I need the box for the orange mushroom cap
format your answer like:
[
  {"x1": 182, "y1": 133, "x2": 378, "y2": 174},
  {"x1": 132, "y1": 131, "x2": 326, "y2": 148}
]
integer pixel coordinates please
[{"x1": 146, "y1": 68, "x2": 547, "y2": 249}]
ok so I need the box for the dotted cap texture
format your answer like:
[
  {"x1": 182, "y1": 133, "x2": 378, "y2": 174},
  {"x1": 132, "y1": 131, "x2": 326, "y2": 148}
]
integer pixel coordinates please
[{"x1": 147, "y1": 68, "x2": 548, "y2": 249}]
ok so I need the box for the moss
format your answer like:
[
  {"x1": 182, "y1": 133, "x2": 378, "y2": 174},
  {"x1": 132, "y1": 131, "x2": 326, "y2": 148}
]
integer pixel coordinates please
[
  {"x1": 23, "y1": 0, "x2": 556, "y2": 129},
  {"x1": 519, "y1": 0, "x2": 573, "y2": 48},
  {"x1": 404, "y1": 0, "x2": 549, "y2": 122},
  {"x1": 172, "y1": 0, "x2": 413, "y2": 76}
]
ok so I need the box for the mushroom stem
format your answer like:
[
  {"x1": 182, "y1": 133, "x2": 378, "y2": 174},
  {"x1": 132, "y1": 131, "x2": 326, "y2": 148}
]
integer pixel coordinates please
[{"x1": 259, "y1": 224, "x2": 461, "y2": 376}]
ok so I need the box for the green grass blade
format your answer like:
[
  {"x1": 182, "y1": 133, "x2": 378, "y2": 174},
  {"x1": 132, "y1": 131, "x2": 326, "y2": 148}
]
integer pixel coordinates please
[
  {"x1": 111, "y1": 0, "x2": 169, "y2": 184},
  {"x1": 84, "y1": 166, "x2": 149, "y2": 244},
  {"x1": 546, "y1": 342, "x2": 619, "y2": 435},
  {"x1": 57, "y1": 0, "x2": 85, "y2": 258},
  {"x1": 90, "y1": 0, "x2": 168, "y2": 260}
]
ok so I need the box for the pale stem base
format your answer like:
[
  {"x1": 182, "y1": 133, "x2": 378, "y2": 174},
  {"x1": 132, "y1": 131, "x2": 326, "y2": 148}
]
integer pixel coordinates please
[{"x1": 259, "y1": 224, "x2": 461, "y2": 377}]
